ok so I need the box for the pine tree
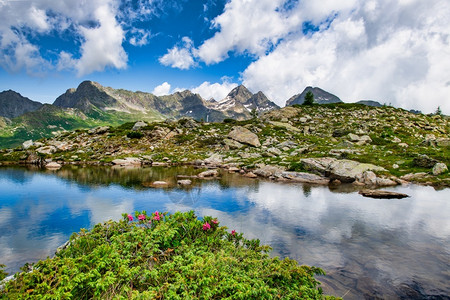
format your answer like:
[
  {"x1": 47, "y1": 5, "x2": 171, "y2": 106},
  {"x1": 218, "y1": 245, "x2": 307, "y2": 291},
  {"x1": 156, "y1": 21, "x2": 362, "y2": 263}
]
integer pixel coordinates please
[{"x1": 303, "y1": 91, "x2": 314, "y2": 105}]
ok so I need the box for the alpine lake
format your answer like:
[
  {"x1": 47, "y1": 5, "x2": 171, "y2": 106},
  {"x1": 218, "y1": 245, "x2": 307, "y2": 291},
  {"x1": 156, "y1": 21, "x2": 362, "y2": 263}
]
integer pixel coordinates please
[{"x1": 0, "y1": 165, "x2": 449, "y2": 299}]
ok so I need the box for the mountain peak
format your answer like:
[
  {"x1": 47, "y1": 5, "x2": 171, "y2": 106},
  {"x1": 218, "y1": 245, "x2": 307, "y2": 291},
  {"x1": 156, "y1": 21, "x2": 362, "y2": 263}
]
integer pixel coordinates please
[
  {"x1": 226, "y1": 85, "x2": 253, "y2": 103},
  {"x1": 0, "y1": 90, "x2": 43, "y2": 119},
  {"x1": 286, "y1": 87, "x2": 342, "y2": 106}
]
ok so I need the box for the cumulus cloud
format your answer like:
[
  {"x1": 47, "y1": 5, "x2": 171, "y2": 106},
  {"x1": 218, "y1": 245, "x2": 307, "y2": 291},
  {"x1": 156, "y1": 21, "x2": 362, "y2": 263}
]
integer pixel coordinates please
[
  {"x1": 152, "y1": 82, "x2": 172, "y2": 96},
  {"x1": 159, "y1": 37, "x2": 196, "y2": 70},
  {"x1": 191, "y1": 0, "x2": 450, "y2": 113},
  {"x1": 0, "y1": 0, "x2": 157, "y2": 76},
  {"x1": 191, "y1": 78, "x2": 238, "y2": 101}
]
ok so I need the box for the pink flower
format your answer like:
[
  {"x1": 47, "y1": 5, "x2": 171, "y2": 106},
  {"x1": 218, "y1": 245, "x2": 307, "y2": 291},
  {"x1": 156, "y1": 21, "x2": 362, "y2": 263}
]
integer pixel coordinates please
[
  {"x1": 212, "y1": 219, "x2": 218, "y2": 225},
  {"x1": 138, "y1": 214, "x2": 146, "y2": 221},
  {"x1": 153, "y1": 211, "x2": 161, "y2": 221},
  {"x1": 231, "y1": 230, "x2": 236, "y2": 236},
  {"x1": 202, "y1": 222, "x2": 211, "y2": 231},
  {"x1": 127, "y1": 214, "x2": 133, "y2": 221}
]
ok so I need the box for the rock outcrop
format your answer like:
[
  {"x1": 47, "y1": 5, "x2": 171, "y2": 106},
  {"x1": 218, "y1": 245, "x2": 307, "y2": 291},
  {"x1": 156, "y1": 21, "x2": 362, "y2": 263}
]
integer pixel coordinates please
[{"x1": 227, "y1": 126, "x2": 261, "y2": 147}]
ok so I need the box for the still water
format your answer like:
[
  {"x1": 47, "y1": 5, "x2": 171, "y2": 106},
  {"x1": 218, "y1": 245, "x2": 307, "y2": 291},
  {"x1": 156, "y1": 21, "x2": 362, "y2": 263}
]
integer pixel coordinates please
[{"x1": 0, "y1": 166, "x2": 449, "y2": 299}]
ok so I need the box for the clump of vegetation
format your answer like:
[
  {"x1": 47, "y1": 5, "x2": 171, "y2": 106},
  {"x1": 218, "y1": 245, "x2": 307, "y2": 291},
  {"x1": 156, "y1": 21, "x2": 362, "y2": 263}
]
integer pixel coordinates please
[
  {"x1": 126, "y1": 131, "x2": 144, "y2": 139},
  {"x1": 0, "y1": 264, "x2": 7, "y2": 281},
  {"x1": 303, "y1": 91, "x2": 315, "y2": 105},
  {"x1": 1, "y1": 211, "x2": 335, "y2": 299}
]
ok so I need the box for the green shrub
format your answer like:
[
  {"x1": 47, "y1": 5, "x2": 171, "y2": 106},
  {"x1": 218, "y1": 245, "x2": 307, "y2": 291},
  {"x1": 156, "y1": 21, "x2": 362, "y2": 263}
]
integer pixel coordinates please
[
  {"x1": 1, "y1": 211, "x2": 335, "y2": 299},
  {"x1": 223, "y1": 118, "x2": 236, "y2": 124},
  {"x1": 0, "y1": 264, "x2": 7, "y2": 281},
  {"x1": 127, "y1": 131, "x2": 144, "y2": 139}
]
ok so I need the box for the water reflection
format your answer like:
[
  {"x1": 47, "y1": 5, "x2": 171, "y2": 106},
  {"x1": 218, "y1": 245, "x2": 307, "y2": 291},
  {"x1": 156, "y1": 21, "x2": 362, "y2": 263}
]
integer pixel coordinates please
[{"x1": 0, "y1": 166, "x2": 449, "y2": 299}]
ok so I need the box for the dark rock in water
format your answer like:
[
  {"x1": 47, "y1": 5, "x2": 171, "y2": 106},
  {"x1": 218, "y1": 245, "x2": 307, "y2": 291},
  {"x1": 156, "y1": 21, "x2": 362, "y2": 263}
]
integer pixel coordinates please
[{"x1": 359, "y1": 189, "x2": 409, "y2": 199}]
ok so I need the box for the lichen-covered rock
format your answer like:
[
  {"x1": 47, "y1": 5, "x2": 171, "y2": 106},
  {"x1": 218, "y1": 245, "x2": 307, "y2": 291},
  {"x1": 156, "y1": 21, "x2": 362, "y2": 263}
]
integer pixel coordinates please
[
  {"x1": 228, "y1": 126, "x2": 261, "y2": 147},
  {"x1": 22, "y1": 140, "x2": 33, "y2": 149},
  {"x1": 36, "y1": 146, "x2": 57, "y2": 155},
  {"x1": 432, "y1": 163, "x2": 448, "y2": 175}
]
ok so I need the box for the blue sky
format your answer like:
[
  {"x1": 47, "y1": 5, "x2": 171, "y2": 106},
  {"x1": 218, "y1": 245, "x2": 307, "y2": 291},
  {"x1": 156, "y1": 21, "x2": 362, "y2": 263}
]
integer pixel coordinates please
[{"x1": 0, "y1": 0, "x2": 449, "y2": 114}]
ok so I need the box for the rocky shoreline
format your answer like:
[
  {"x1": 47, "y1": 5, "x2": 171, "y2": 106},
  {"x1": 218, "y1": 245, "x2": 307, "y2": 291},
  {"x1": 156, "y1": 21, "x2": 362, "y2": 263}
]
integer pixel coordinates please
[{"x1": 1, "y1": 105, "x2": 448, "y2": 188}]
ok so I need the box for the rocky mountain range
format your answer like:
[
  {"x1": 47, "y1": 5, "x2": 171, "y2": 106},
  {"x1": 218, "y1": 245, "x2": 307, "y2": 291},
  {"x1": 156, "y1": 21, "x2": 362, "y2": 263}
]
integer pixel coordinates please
[{"x1": 0, "y1": 81, "x2": 426, "y2": 148}]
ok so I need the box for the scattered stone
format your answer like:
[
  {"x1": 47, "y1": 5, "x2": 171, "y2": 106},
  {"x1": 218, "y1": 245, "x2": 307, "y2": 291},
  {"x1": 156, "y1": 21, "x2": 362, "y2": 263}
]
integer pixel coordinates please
[
  {"x1": 228, "y1": 167, "x2": 240, "y2": 172},
  {"x1": 111, "y1": 157, "x2": 142, "y2": 167},
  {"x1": 223, "y1": 138, "x2": 244, "y2": 149},
  {"x1": 348, "y1": 133, "x2": 360, "y2": 142},
  {"x1": 398, "y1": 143, "x2": 409, "y2": 148},
  {"x1": 228, "y1": 126, "x2": 261, "y2": 147},
  {"x1": 267, "y1": 147, "x2": 282, "y2": 156},
  {"x1": 198, "y1": 169, "x2": 219, "y2": 178},
  {"x1": 432, "y1": 163, "x2": 448, "y2": 175},
  {"x1": 243, "y1": 172, "x2": 258, "y2": 178},
  {"x1": 45, "y1": 162, "x2": 62, "y2": 169},
  {"x1": 151, "y1": 181, "x2": 169, "y2": 187},
  {"x1": 22, "y1": 140, "x2": 33, "y2": 149},
  {"x1": 359, "y1": 189, "x2": 409, "y2": 199},
  {"x1": 178, "y1": 117, "x2": 199, "y2": 128},
  {"x1": 436, "y1": 138, "x2": 450, "y2": 147},
  {"x1": 132, "y1": 121, "x2": 147, "y2": 131},
  {"x1": 204, "y1": 153, "x2": 223, "y2": 165},
  {"x1": 392, "y1": 164, "x2": 399, "y2": 169},
  {"x1": 177, "y1": 179, "x2": 192, "y2": 186},
  {"x1": 281, "y1": 172, "x2": 329, "y2": 184},
  {"x1": 268, "y1": 121, "x2": 302, "y2": 133},
  {"x1": 392, "y1": 137, "x2": 402, "y2": 143},
  {"x1": 400, "y1": 172, "x2": 428, "y2": 181},
  {"x1": 253, "y1": 165, "x2": 285, "y2": 178}
]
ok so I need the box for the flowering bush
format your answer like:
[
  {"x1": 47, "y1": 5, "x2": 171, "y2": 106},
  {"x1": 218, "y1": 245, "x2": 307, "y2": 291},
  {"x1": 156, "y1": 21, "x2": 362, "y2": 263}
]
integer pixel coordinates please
[{"x1": 1, "y1": 211, "x2": 336, "y2": 299}]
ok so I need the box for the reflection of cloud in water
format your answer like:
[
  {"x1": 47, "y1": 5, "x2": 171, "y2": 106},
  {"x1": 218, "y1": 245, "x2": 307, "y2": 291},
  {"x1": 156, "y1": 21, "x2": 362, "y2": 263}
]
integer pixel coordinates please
[{"x1": 68, "y1": 195, "x2": 134, "y2": 225}]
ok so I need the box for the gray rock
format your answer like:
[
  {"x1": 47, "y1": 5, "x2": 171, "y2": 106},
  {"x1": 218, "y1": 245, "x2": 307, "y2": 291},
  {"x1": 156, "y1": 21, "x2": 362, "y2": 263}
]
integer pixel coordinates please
[
  {"x1": 22, "y1": 140, "x2": 33, "y2": 149},
  {"x1": 204, "y1": 153, "x2": 223, "y2": 165},
  {"x1": 243, "y1": 172, "x2": 258, "y2": 178},
  {"x1": 348, "y1": 133, "x2": 360, "y2": 142},
  {"x1": 36, "y1": 146, "x2": 57, "y2": 155},
  {"x1": 400, "y1": 172, "x2": 428, "y2": 181},
  {"x1": 111, "y1": 157, "x2": 142, "y2": 166},
  {"x1": 267, "y1": 147, "x2": 282, "y2": 156},
  {"x1": 300, "y1": 157, "x2": 337, "y2": 175},
  {"x1": 376, "y1": 177, "x2": 398, "y2": 186},
  {"x1": 328, "y1": 159, "x2": 386, "y2": 183},
  {"x1": 359, "y1": 189, "x2": 409, "y2": 199},
  {"x1": 253, "y1": 165, "x2": 285, "y2": 178},
  {"x1": 178, "y1": 117, "x2": 199, "y2": 128},
  {"x1": 177, "y1": 179, "x2": 192, "y2": 185},
  {"x1": 223, "y1": 138, "x2": 244, "y2": 149},
  {"x1": 45, "y1": 162, "x2": 62, "y2": 169},
  {"x1": 392, "y1": 136, "x2": 401, "y2": 143},
  {"x1": 432, "y1": 163, "x2": 448, "y2": 175},
  {"x1": 228, "y1": 126, "x2": 261, "y2": 147},
  {"x1": 281, "y1": 172, "x2": 329, "y2": 184},
  {"x1": 361, "y1": 171, "x2": 377, "y2": 185},
  {"x1": 132, "y1": 121, "x2": 147, "y2": 131},
  {"x1": 436, "y1": 138, "x2": 450, "y2": 147},
  {"x1": 198, "y1": 169, "x2": 219, "y2": 178}
]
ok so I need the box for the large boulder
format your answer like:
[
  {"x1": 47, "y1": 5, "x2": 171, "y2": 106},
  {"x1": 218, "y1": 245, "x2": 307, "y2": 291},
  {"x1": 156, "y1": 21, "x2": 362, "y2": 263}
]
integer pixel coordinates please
[
  {"x1": 328, "y1": 159, "x2": 386, "y2": 183},
  {"x1": 227, "y1": 126, "x2": 261, "y2": 147},
  {"x1": 253, "y1": 165, "x2": 285, "y2": 178},
  {"x1": 300, "y1": 157, "x2": 387, "y2": 183},
  {"x1": 22, "y1": 140, "x2": 34, "y2": 149}
]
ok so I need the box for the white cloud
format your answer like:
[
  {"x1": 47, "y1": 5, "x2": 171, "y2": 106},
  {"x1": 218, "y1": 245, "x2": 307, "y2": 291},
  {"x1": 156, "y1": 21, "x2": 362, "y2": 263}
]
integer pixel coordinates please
[
  {"x1": 191, "y1": 79, "x2": 238, "y2": 101},
  {"x1": 235, "y1": 0, "x2": 450, "y2": 114},
  {"x1": 0, "y1": 0, "x2": 157, "y2": 76},
  {"x1": 75, "y1": 3, "x2": 127, "y2": 76},
  {"x1": 152, "y1": 82, "x2": 171, "y2": 96},
  {"x1": 159, "y1": 37, "x2": 195, "y2": 70}
]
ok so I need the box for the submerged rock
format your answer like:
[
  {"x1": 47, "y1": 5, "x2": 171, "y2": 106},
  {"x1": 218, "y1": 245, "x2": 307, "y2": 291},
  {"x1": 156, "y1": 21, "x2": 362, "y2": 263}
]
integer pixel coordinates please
[
  {"x1": 198, "y1": 169, "x2": 219, "y2": 178},
  {"x1": 112, "y1": 157, "x2": 142, "y2": 167},
  {"x1": 359, "y1": 189, "x2": 409, "y2": 199},
  {"x1": 45, "y1": 162, "x2": 62, "y2": 169}
]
